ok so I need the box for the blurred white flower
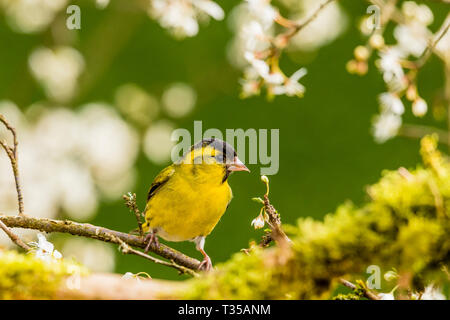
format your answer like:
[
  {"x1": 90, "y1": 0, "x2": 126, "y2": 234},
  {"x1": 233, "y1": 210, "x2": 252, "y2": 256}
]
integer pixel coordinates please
[
  {"x1": 96, "y1": 0, "x2": 110, "y2": 9},
  {"x1": 28, "y1": 46, "x2": 85, "y2": 102},
  {"x1": 241, "y1": 20, "x2": 268, "y2": 51},
  {"x1": 273, "y1": 68, "x2": 307, "y2": 97},
  {"x1": 245, "y1": 0, "x2": 277, "y2": 29},
  {"x1": 401, "y1": 1, "x2": 433, "y2": 26},
  {"x1": 62, "y1": 238, "x2": 115, "y2": 272},
  {"x1": 288, "y1": 0, "x2": 348, "y2": 51},
  {"x1": 79, "y1": 104, "x2": 139, "y2": 181},
  {"x1": 394, "y1": 24, "x2": 430, "y2": 58},
  {"x1": 372, "y1": 112, "x2": 402, "y2": 144},
  {"x1": 149, "y1": 0, "x2": 224, "y2": 37},
  {"x1": 379, "y1": 92, "x2": 404, "y2": 115},
  {"x1": 377, "y1": 48, "x2": 406, "y2": 90},
  {"x1": 0, "y1": 102, "x2": 139, "y2": 242},
  {"x1": 115, "y1": 83, "x2": 160, "y2": 126},
  {"x1": 412, "y1": 97, "x2": 427, "y2": 117},
  {"x1": 435, "y1": 20, "x2": 450, "y2": 64},
  {"x1": 0, "y1": 0, "x2": 67, "y2": 33},
  {"x1": 421, "y1": 285, "x2": 446, "y2": 300},
  {"x1": 192, "y1": 0, "x2": 224, "y2": 20},
  {"x1": 162, "y1": 83, "x2": 197, "y2": 118},
  {"x1": 143, "y1": 120, "x2": 176, "y2": 164},
  {"x1": 30, "y1": 233, "x2": 62, "y2": 263}
]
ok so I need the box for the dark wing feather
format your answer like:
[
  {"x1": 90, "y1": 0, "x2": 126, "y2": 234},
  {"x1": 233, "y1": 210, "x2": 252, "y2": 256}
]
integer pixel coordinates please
[{"x1": 146, "y1": 165, "x2": 175, "y2": 202}]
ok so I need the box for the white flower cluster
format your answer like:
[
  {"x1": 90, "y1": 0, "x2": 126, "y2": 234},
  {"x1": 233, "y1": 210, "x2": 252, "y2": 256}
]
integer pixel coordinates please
[
  {"x1": 228, "y1": 0, "x2": 346, "y2": 99},
  {"x1": 0, "y1": 101, "x2": 139, "y2": 235},
  {"x1": 29, "y1": 46, "x2": 85, "y2": 103},
  {"x1": 149, "y1": 0, "x2": 224, "y2": 37},
  {"x1": 362, "y1": 2, "x2": 435, "y2": 143}
]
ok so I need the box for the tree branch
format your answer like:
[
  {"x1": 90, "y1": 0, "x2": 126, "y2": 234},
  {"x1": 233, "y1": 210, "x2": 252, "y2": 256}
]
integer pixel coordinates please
[
  {"x1": 399, "y1": 124, "x2": 450, "y2": 146},
  {"x1": 114, "y1": 234, "x2": 199, "y2": 277},
  {"x1": 0, "y1": 220, "x2": 30, "y2": 251},
  {"x1": 0, "y1": 214, "x2": 201, "y2": 271}
]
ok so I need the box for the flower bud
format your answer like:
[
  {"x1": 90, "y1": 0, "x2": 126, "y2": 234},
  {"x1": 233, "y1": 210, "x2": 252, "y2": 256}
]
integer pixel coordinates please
[
  {"x1": 369, "y1": 34, "x2": 384, "y2": 49},
  {"x1": 354, "y1": 45, "x2": 370, "y2": 61},
  {"x1": 412, "y1": 97, "x2": 427, "y2": 117}
]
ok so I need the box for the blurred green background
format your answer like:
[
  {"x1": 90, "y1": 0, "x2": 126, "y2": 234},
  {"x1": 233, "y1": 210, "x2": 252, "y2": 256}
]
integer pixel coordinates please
[{"x1": 0, "y1": 0, "x2": 448, "y2": 280}]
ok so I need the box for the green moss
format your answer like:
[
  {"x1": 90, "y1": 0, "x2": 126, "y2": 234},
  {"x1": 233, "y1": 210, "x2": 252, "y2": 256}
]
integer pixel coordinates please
[{"x1": 0, "y1": 250, "x2": 87, "y2": 299}]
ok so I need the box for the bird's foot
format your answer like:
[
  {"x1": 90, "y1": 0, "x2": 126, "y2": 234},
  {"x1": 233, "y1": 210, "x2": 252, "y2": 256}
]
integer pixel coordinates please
[
  {"x1": 144, "y1": 231, "x2": 159, "y2": 253},
  {"x1": 198, "y1": 255, "x2": 212, "y2": 272}
]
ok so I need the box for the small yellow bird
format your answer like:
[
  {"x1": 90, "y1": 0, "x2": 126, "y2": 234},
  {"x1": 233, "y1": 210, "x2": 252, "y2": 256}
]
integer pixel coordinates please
[{"x1": 142, "y1": 138, "x2": 249, "y2": 270}]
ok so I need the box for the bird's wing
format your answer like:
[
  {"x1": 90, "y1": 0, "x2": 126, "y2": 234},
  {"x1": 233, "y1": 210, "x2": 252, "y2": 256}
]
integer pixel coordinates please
[{"x1": 146, "y1": 165, "x2": 176, "y2": 202}]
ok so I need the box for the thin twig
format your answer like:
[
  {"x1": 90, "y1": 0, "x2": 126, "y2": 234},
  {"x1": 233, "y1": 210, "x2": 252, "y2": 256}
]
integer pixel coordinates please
[
  {"x1": 416, "y1": 18, "x2": 450, "y2": 68},
  {"x1": 285, "y1": 0, "x2": 337, "y2": 39},
  {"x1": 123, "y1": 192, "x2": 143, "y2": 237},
  {"x1": 0, "y1": 114, "x2": 25, "y2": 216},
  {"x1": 0, "y1": 214, "x2": 201, "y2": 271},
  {"x1": 0, "y1": 220, "x2": 30, "y2": 251},
  {"x1": 399, "y1": 124, "x2": 450, "y2": 146},
  {"x1": 113, "y1": 235, "x2": 199, "y2": 277},
  {"x1": 339, "y1": 278, "x2": 380, "y2": 300}
]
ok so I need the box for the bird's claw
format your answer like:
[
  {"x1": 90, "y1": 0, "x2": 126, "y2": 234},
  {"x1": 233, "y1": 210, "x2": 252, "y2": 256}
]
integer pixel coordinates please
[
  {"x1": 198, "y1": 255, "x2": 212, "y2": 272},
  {"x1": 144, "y1": 232, "x2": 159, "y2": 253}
]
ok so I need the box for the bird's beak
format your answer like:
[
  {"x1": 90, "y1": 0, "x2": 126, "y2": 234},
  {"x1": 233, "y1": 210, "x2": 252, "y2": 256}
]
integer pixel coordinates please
[{"x1": 228, "y1": 156, "x2": 250, "y2": 172}]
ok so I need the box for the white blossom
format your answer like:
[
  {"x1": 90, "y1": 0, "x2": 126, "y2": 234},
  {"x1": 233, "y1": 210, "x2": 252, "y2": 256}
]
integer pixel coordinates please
[
  {"x1": 241, "y1": 20, "x2": 268, "y2": 51},
  {"x1": 0, "y1": 0, "x2": 68, "y2": 33},
  {"x1": 412, "y1": 97, "x2": 427, "y2": 117},
  {"x1": 28, "y1": 46, "x2": 85, "y2": 102},
  {"x1": 251, "y1": 214, "x2": 265, "y2": 229},
  {"x1": 273, "y1": 68, "x2": 307, "y2": 97},
  {"x1": 401, "y1": 1, "x2": 433, "y2": 26},
  {"x1": 96, "y1": 0, "x2": 110, "y2": 9},
  {"x1": 379, "y1": 92, "x2": 405, "y2": 115},
  {"x1": 245, "y1": 0, "x2": 277, "y2": 29},
  {"x1": 192, "y1": 0, "x2": 224, "y2": 20},
  {"x1": 150, "y1": 0, "x2": 224, "y2": 37},
  {"x1": 244, "y1": 51, "x2": 284, "y2": 85},
  {"x1": 372, "y1": 112, "x2": 402, "y2": 144},
  {"x1": 377, "y1": 48, "x2": 406, "y2": 90},
  {"x1": 394, "y1": 24, "x2": 430, "y2": 58},
  {"x1": 30, "y1": 233, "x2": 62, "y2": 263}
]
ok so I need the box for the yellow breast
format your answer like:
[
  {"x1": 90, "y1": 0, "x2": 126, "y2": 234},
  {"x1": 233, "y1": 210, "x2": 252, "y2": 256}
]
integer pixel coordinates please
[{"x1": 144, "y1": 163, "x2": 233, "y2": 242}]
